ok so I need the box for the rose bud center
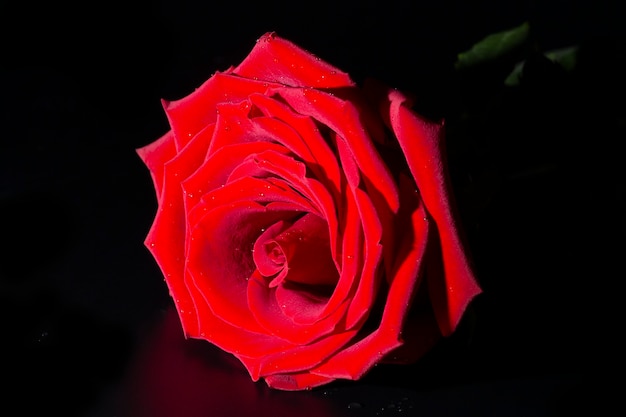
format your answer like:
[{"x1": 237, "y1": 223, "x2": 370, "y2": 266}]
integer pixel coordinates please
[{"x1": 252, "y1": 213, "x2": 338, "y2": 290}]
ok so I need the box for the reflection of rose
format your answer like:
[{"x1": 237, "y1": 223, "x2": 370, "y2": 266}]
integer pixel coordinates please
[
  {"x1": 138, "y1": 32, "x2": 481, "y2": 390},
  {"x1": 121, "y1": 308, "x2": 340, "y2": 417}
]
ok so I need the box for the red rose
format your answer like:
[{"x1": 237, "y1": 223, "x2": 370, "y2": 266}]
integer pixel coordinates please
[{"x1": 137, "y1": 32, "x2": 481, "y2": 391}]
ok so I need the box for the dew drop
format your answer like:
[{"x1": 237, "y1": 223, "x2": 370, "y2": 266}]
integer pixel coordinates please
[{"x1": 37, "y1": 331, "x2": 49, "y2": 343}]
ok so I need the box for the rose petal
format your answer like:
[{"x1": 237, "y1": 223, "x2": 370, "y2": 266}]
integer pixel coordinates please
[
  {"x1": 163, "y1": 73, "x2": 281, "y2": 150},
  {"x1": 187, "y1": 177, "x2": 315, "y2": 230},
  {"x1": 234, "y1": 32, "x2": 354, "y2": 88},
  {"x1": 136, "y1": 130, "x2": 176, "y2": 202},
  {"x1": 386, "y1": 88, "x2": 481, "y2": 336},
  {"x1": 294, "y1": 178, "x2": 362, "y2": 324},
  {"x1": 182, "y1": 141, "x2": 292, "y2": 207},
  {"x1": 247, "y1": 270, "x2": 350, "y2": 345},
  {"x1": 247, "y1": 94, "x2": 342, "y2": 202},
  {"x1": 312, "y1": 175, "x2": 431, "y2": 379},
  {"x1": 252, "y1": 324, "x2": 358, "y2": 379},
  {"x1": 342, "y1": 186, "x2": 384, "y2": 329},
  {"x1": 143, "y1": 127, "x2": 215, "y2": 337},
  {"x1": 264, "y1": 372, "x2": 335, "y2": 391},
  {"x1": 206, "y1": 100, "x2": 271, "y2": 157}
]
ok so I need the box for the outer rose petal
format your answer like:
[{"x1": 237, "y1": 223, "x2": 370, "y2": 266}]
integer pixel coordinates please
[
  {"x1": 264, "y1": 373, "x2": 335, "y2": 391},
  {"x1": 140, "y1": 128, "x2": 215, "y2": 337},
  {"x1": 384, "y1": 86, "x2": 481, "y2": 336},
  {"x1": 136, "y1": 131, "x2": 176, "y2": 202},
  {"x1": 234, "y1": 32, "x2": 354, "y2": 88}
]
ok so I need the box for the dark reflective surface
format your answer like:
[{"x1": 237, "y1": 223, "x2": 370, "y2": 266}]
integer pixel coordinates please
[
  {"x1": 1, "y1": 1, "x2": 623, "y2": 416},
  {"x1": 99, "y1": 308, "x2": 584, "y2": 417}
]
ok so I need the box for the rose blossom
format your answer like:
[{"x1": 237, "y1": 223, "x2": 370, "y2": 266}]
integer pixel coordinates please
[{"x1": 137, "y1": 32, "x2": 481, "y2": 391}]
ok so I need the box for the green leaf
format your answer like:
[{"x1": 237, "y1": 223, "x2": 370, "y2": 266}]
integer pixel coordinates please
[
  {"x1": 504, "y1": 61, "x2": 525, "y2": 86},
  {"x1": 504, "y1": 45, "x2": 579, "y2": 86},
  {"x1": 455, "y1": 21, "x2": 530, "y2": 70},
  {"x1": 545, "y1": 45, "x2": 579, "y2": 71}
]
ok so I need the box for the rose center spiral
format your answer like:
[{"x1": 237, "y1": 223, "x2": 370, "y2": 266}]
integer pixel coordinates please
[{"x1": 252, "y1": 213, "x2": 338, "y2": 289}]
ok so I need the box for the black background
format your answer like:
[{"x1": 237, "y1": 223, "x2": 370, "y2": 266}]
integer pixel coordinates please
[{"x1": 1, "y1": 1, "x2": 624, "y2": 416}]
